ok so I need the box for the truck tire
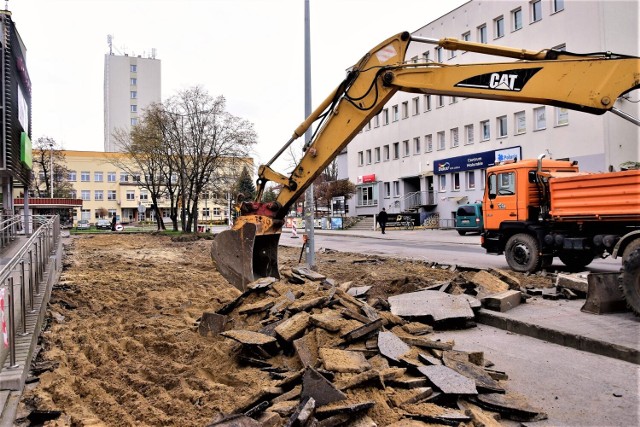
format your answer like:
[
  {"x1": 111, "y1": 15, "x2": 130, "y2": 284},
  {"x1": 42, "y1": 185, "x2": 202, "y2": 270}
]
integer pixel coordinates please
[
  {"x1": 457, "y1": 230, "x2": 466, "y2": 236},
  {"x1": 558, "y1": 251, "x2": 594, "y2": 271},
  {"x1": 621, "y1": 238, "x2": 640, "y2": 264},
  {"x1": 619, "y1": 248, "x2": 640, "y2": 316},
  {"x1": 505, "y1": 233, "x2": 541, "y2": 273}
]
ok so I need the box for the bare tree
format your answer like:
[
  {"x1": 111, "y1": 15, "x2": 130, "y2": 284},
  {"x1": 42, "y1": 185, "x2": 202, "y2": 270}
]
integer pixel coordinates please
[
  {"x1": 161, "y1": 87, "x2": 257, "y2": 232},
  {"x1": 30, "y1": 137, "x2": 73, "y2": 198}
]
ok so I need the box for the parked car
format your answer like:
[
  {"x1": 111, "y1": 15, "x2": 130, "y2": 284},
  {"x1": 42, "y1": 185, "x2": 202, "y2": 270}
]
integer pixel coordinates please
[
  {"x1": 96, "y1": 219, "x2": 112, "y2": 230},
  {"x1": 455, "y1": 203, "x2": 483, "y2": 235},
  {"x1": 76, "y1": 219, "x2": 90, "y2": 230}
]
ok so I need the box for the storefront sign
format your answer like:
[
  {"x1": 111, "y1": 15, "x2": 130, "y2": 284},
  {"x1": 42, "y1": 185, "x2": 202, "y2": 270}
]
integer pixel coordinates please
[{"x1": 434, "y1": 146, "x2": 521, "y2": 174}]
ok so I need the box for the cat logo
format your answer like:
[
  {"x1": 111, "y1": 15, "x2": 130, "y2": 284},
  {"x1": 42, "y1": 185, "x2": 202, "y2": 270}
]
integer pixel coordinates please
[{"x1": 455, "y1": 67, "x2": 542, "y2": 92}]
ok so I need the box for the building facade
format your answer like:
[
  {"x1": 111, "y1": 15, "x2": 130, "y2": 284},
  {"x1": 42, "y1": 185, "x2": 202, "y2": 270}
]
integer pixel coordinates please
[
  {"x1": 31, "y1": 150, "x2": 247, "y2": 227},
  {"x1": 104, "y1": 52, "x2": 161, "y2": 152},
  {"x1": 344, "y1": 0, "x2": 639, "y2": 225}
]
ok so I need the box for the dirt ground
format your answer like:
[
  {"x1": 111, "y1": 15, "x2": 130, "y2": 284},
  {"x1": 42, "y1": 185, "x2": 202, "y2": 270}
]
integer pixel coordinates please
[{"x1": 15, "y1": 233, "x2": 553, "y2": 426}]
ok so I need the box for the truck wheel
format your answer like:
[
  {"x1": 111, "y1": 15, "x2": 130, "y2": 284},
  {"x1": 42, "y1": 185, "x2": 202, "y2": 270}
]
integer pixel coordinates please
[
  {"x1": 559, "y1": 251, "x2": 594, "y2": 271},
  {"x1": 621, "y1": 239, "x2": 640, "y2": 264},
  {"x1": 619, "y1": 248, "x2": 640, "y2": 316},
  {"x1": 457, "y1": 230, "x2": 466, "y2": 236},
  {"x1": 505, "y1": 233, "x2": 541, "y2": 273}
]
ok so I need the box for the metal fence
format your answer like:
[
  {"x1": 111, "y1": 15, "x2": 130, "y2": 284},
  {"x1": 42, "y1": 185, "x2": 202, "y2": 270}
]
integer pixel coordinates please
[{"x1": 0, "y1": 215, "x2": 59, "y2": 370}]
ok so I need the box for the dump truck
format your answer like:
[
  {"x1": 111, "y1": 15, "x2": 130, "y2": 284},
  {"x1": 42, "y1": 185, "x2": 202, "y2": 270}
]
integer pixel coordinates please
[
  {"x1": 481, "y1": 155, "x2": 640, "y2": 313},
  {"x1": 211, "y1": 32, "x2": 639, "y2": 309}
]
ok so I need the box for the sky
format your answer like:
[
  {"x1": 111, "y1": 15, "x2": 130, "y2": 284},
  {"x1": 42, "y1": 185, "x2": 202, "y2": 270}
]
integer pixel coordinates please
[{"x1": 9, "y1": 0, "x2": 468, "y2": 170}]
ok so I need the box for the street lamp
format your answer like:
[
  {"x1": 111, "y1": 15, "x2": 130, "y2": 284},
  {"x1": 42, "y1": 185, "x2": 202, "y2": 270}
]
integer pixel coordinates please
[{"x1": 49, "y1": 142, "x2": 54, "y2": 198}]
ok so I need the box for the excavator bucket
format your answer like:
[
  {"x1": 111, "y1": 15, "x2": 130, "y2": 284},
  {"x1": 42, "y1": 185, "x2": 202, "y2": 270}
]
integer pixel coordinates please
[{"x1": 211, "y1": 220, "x2": 281, "y2": 291}]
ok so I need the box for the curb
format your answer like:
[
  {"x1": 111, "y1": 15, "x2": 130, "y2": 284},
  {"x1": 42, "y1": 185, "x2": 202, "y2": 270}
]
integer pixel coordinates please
[{"x1": 476, "y1": 309, "x2": 640, "y2": 365}]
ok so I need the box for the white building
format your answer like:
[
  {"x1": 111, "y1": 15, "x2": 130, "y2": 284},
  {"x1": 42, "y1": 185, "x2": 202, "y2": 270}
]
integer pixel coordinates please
[
  {"x1": 104, "y1": 51, "x2": 161, "y2": 152},
  {"x1": 343, "y1": 0, "x2": 639, "y2": 225}
]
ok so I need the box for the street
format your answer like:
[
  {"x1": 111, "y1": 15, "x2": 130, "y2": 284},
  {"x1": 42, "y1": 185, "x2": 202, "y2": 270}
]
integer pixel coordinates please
[{"x1": 279, "y1": 227, "x2": 621, "y2": 273}]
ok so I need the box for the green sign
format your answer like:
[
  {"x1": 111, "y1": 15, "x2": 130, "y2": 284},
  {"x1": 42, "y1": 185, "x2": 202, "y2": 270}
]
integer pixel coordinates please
[{"x1": 21, "y1": 132, "x2": 32, "y2": 169}]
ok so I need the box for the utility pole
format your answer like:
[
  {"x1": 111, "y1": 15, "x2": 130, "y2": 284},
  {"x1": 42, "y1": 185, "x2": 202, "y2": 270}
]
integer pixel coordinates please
[
  {"x1": 303, "y1": 0, "x2": 315, "y2": 269},
  {"x1": 49, "y1": 141, "x2": 54, "y2": 198}
]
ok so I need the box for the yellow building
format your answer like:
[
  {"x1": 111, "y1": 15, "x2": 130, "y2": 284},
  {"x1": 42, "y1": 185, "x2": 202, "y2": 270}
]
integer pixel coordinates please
[{"x1": 28, "y1": 150, "x2": 252, "y2": 226}]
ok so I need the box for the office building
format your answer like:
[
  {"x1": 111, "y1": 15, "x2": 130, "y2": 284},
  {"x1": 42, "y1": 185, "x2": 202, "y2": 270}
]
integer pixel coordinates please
[
  {"x1": 344, "y1": 0, "x2": 639, "y2": 226},
  {"x1": 104, "y1": 49, "x2": 161, "y2": 152}
]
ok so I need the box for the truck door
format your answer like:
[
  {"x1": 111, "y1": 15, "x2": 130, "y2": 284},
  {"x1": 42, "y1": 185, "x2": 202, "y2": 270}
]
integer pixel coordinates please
[{"x1": 485, "y1": 170, "x2": 518, "y2": 229}]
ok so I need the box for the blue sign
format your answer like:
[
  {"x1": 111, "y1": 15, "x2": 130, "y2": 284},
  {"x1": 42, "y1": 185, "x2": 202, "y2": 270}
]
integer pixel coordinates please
[{"x1": 434, "y1": 146, "x2": 521, "y2": 175}]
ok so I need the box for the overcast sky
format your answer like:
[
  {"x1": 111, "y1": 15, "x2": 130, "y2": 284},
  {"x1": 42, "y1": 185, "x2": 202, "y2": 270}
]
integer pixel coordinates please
[{"x1": 9, "y1": 0, "x2": 467, "y2": 170}]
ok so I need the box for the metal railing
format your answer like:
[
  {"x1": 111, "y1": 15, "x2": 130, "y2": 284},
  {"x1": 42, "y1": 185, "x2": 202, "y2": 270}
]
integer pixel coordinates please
[{"x1": 0, "y1": 215, "x2": 59, "y2": 370}]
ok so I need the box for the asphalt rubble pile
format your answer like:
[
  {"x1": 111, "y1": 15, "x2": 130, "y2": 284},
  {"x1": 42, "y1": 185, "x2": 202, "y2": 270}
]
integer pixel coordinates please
[{"x1": 202, "y1": 262, "x2": 549, "y2": 427}]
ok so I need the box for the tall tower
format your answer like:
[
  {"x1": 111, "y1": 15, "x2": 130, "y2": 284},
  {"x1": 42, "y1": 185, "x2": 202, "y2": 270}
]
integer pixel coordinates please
[{"x1": 103, "y1": 41, "x2": 160, "y2": 152}]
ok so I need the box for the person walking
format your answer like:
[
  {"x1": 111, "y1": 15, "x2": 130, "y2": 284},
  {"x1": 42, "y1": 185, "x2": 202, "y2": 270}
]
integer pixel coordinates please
[
  {"x1": 111, "y1": 215, "x2": 117, "y2": 231},
  {"x1": 377, "y1": 207, "x2": 388, "y2": 234}
]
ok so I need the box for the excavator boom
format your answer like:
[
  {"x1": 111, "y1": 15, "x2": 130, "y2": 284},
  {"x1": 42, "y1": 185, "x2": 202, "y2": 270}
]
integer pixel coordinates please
[{"x1": 212, "y1": 31, "x2": 640, "y2": 290}]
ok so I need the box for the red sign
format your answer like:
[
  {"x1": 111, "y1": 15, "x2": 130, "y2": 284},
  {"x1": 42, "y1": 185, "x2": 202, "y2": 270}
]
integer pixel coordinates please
[{"x1": 359, "y1": 174, "x2": 376, "y2": 183}]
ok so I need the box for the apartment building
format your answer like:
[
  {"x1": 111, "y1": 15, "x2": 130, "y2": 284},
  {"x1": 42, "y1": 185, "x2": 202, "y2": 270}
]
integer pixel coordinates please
[
  {"x1": 34, "y1": 150, "x2": 244, "y2": 226},
  {"x1": 345, "y1": 0, "x2": 639, "y2": 225},
  {"x1": 104, "y1": 52, "x2": 161, "y2": 152}
]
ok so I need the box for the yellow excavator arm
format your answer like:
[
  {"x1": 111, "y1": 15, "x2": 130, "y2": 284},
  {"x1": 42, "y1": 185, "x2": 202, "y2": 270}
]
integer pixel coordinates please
[{"x1": 213, "y1": 31, "x2": 640, "y2": 290}]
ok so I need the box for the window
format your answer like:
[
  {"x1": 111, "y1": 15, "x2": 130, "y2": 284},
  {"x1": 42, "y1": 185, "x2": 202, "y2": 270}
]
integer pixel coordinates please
[
  {"x1": 438, "y1": 175, "x2": 446, "y2": 192},
  {"x1": 392, "y1": 105, "x2": 399, "y2": 122},
  {"x1": 68, "y1": 171, "x2": 76, "y2": 181},
  {"x1": 465, "y1": 124, "x2": 474, "y2": 145},
  {"x1": 515, "y1": 111, "x2": 526, "y2": 134},
  {"x1": 437, "y1": 131, "x2": 445, "y2": 150},
  {"x1": 374, "y1": 147, "x2": 381, "y2": 163},
  {"x1": 450, "y1": 128, "x2": 459, "y2": 148},
  {"x1": 126, "y1": 191, "x2": 136, "y2": 201},
  {"x1": 69, "y1": 190, "x2": 77, "y2": 199},
  {"x1": 358, "y1": 151, "x2": 364, "y2": 166},
  {"x1": 94, "y1": 190, "x2": 104, "y2": 201},
  {"x1": 131, "y1": 118, "x2": 138, "y2": 126},
  {"x1": 552, "y1": 0, "x2": 564, "y2": 13},
  {"x1": 202, "y1": 208, "x2": 210, "y2": 217},
  {"x1": 481, "y1": 120, "x2": 491, "y2": 141},
  {"x1": 374, "y1": 114, "x2": 380, "y2": 127},
  {"x1": 384, "y1": 182, "x2": 391, "y2": 198},
  {"x1": 462, "y1": 31, "x2": 470, "y2": 42},
  {"x1": 480, "y1": 169, "x2": 487, "y2": 189},
  {"x1": 140, "y1": 191, "x2": 148, "y2": 200},
  {"x1": 94, "y1": 172, "x2": 103, "y2": 182},
  {"x1": 81, "y1": 171, "x2": 90, "y2": 182},
  {"x1": 356, "y1": 184, "x2": 377, "y2": 206},
  {"x1": 108, "y1": 172, "x2": 116, "y2": 182},
  {"x1": 401, "y1": 101, "x2": 409, "y2": 119},
  {"x1": 437, "y1": 96, "x2": 445, "y2": 108},
  {"x1": 534, "y1": 107, "x2": 546, "y2": 130},
  {"x1": 130, "y1": 91, "x2": 137, "y2": 99},
  {"x1": 531, "y1": 0, "x2": 542, "y2": 23},
  {"x1": 108, "y1": 209, "x2": 116, "y2": 218},
  {"x1": 498, "y1": 172, "x2": 516, "y2": 195},
  {"x1": 512, "y1": 7, "x2": 523, "y2": 31},
  {"x1": 213, "y1": 208, "x2": 221, "y2": 216},
  {"x1": 425, "y1": 134, "x2": 433, "y2": 152},
  {"x1": 448, "y1": 48, "x2": 456, "y2": 59},
  {"x1": 383, "y1": 145, "x2": 390, "y2": 161},
  {"x1": 365, "y1": 121, "x2": 372, "y2": 131},
  {"x1": 131, "y1": 105, "x2": 137, "y2": 113},
  {"x1": 366, "y1": 149, "x2": 372, "y2": 164},
  {"x1": 108, "y1": 190, "x2": 117, "y2": 201},
  {"x1": 424, "y1": 95, "x2": 432, "y2": 111},
  {"x1": 393, "y1": 142, "x2": 400, "y2": 159},
  {"x1": 452, "y1": 173, "x2": 461, "y2": 191},
  {"x1": 555, "y1": 107, "x2": 569, "y2": 126},
  {"x1": 466, "y1": 171, "x2": 476, "y2": 189},
  {"x1": 478, "y1": 24, "x2": 487, "y2": 43},
  {"x1": 130, "y1": 78, "x2": 137, "y2": 86},
  {"x1": 382, "y1": 108, "x2": 389, "y2": 125},
  {"x1": 412, "y1": 97, "x2": 420, "y2": 115},
  {"x1": 81, "y1": 190, "x2": 90, "y2": 201},
  {"x1": 497, "y1": 116, "x2": 508, "y2": 137},
  {"x1": 494, "y1": 16, "x2": 504, "y2": 38},
  {"x1": 435, "y1": 47, "x2": 443, "y2": 62},
  {"x1": 393, "y1": 181, "x2": 400, "y2": 197},
  {"x1": 130, "y1": 64, "x2": 137, "y2": 72},
  {"x1": 413, "y1": 137, "x2": 421, "y2": 154},
  {"x1": 402, "y1": 140, "x2": 410, "y2": 157},
  {"x1": 120, "y1": 172, "x2": 129, "y2": 182}
]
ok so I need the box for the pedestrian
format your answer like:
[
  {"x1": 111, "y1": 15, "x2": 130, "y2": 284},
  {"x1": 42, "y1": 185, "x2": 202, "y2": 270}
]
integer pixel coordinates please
[
  {"x1": 111, "y1": 215, "x2": 117, "y2": 231},
  {"x1": 378, "y1": 207, "x2": 388, "y2": 234}
]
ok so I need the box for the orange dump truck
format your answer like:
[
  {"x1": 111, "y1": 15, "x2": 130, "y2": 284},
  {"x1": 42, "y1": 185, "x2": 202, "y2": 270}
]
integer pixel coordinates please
[{"x1": 481, "y1": 155, "x2": 640, "y2": 313}]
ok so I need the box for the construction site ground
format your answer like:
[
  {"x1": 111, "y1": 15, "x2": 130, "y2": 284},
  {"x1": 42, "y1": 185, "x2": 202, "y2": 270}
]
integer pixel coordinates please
[{"x1": 8, "y1": 232, "x2": 640, "y2": 426}]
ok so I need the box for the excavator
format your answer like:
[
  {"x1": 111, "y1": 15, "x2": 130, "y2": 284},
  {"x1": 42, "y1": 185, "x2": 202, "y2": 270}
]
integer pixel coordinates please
[{"x1": 211, "y1": 31, "x2": 640, "y2": 295}]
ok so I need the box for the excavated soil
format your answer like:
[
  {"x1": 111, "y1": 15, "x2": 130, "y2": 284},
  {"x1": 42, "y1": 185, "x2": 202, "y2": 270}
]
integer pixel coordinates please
[{"x1": 15, "y1": 233, "x2": 552, "y2": 426}]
